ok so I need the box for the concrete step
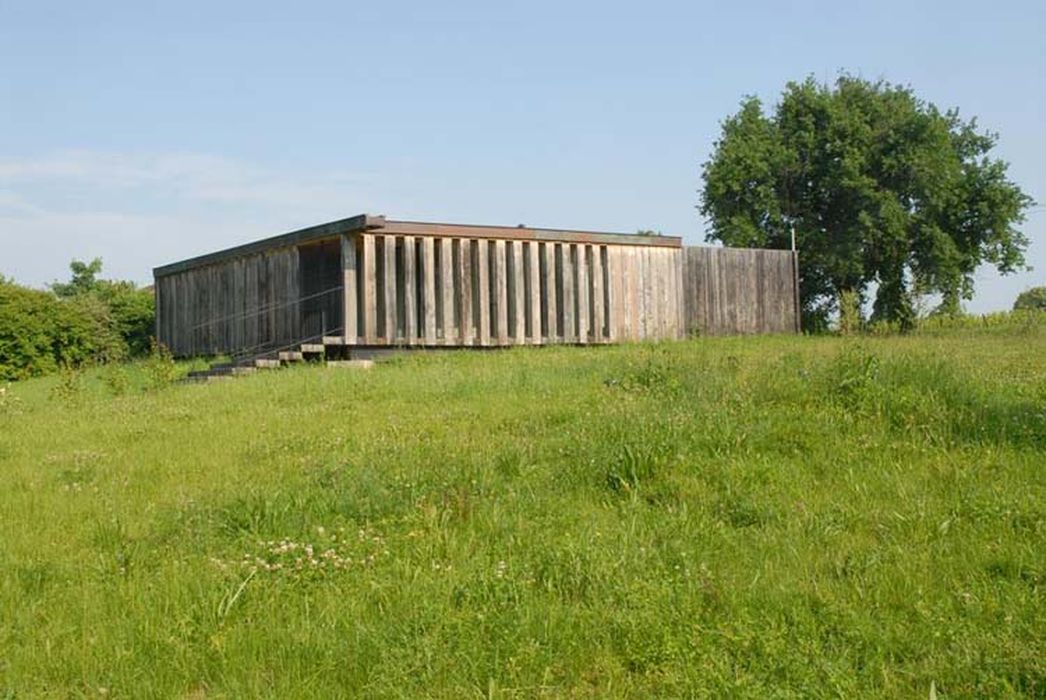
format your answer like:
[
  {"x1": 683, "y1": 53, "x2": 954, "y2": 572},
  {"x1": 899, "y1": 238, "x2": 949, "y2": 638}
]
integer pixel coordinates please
[
  {"x1": 322, "y1": 335, "x2": 347, "y2": 346},
  {"x1": 278, "y1": 351, "x2": 304, "y2": 362},
  {"x1": 252, "y1": 358, "x2": 281, "y2": 369},
  {"x1": 300, "y1": 343, "x2": 325, "y2": 354},
  {"x1": 326, "y1": 360, "x2": 375, "y2": 370}
]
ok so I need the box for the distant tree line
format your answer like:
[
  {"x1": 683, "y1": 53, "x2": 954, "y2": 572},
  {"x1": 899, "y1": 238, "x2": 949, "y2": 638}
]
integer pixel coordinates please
[{"x1": 0, "y1": 259, "x2": 154, "y2": 380}]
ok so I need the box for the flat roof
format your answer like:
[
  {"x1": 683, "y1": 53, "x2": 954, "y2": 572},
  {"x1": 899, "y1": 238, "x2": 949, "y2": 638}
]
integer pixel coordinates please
[{"x1": 154, "y1": 213, "x2": 682, "y2": 277}]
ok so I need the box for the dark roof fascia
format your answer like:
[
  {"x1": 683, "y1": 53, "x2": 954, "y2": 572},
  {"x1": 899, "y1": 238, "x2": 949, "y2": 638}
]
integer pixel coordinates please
[
  {"x1": 379, "y1": 220, "x2": 683, "y2": 248},
  {"x1": 153, "y1": 213, "x2": 384, "y2": 277},
  {"x1": 154, "y1": 213, "x2": 685, "y2": 278}
]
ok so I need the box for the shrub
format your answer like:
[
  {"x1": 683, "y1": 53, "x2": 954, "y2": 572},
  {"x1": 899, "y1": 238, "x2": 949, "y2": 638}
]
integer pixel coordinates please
[
  {"x1": 144, "y1": 340, "x2": 177, "y2": 390},
  {"x1": 1013, "y1": 286, "x2": 1046, "y2": 312},
  {"x1": 0, "y1": 262, "x2": 155, "y2": 381},
  {"x1": 837, "y1": 290, "x2": 863, "y2": 336}
]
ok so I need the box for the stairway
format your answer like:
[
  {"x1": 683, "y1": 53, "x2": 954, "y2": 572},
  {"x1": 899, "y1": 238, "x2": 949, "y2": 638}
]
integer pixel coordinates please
[{"x1": 184, "y1": 336, "x2": 373, "y2": 382}]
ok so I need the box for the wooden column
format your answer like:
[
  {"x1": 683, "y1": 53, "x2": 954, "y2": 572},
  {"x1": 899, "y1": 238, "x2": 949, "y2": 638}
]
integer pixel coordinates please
[
  {"x1": 578, "y1": 246, "x2": 590, "y2": 343},
  {"x1": 591, "y1": 246, "x2": 604, "y2": 342},
  {"x1": 607, "y1": 247, "x2": 620, "y2": 342},
  {"x1": 511, "y1": 241, "x2": 526, "y2": 345},
  {"x1": 561, "y1": 245, "x2": 576, "y2": 343},
  {"x1": 543, "y1": 243, "x2": 557, "y2": 343},
  {"x1": 422, "y1": 237, "x2": 437, "y2": 345},
  {"x1": 403, "y1": 237, "x2": 417, "y2": 344},
  {"x1": 526, "y1": 242, "x2": 541, "y2": 344},
  {"x1": 457, "y1": 239, "x2": 473, "y2": 345},
  {"x1": 340, "y1": 234, "x2": 358, "y2": 344},
  {"x1": 492, "y1": 240, "x2": 507, "y2": 345},
  {"x1": 476, "y1": 241, "x2": 490, "y2": 346},
  {"x1": 383, "y1": 236, "x2": 397, "y2": 344},
  {"x1": 362, "y1": 234, "x2": 377, "y2": 344},
  {"x1": 441, "y1": 238, "x2": 455, "y2": 344}
]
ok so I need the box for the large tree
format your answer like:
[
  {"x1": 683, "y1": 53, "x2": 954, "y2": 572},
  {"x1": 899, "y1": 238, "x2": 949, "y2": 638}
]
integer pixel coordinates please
[{"x1": 700, "y1": 75, "x2": 1034, "y2": 330}]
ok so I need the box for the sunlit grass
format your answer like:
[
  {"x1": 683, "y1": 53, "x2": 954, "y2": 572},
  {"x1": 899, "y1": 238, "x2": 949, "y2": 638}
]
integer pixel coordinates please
[{"x1": 1, "y1": 320, "x2": 1043, "y2": 697}]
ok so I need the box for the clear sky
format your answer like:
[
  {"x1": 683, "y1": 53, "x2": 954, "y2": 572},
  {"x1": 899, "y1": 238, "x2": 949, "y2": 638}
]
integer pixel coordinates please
[{"x1": 1, "y1": 0, "x2": 1043, "y2": 312}]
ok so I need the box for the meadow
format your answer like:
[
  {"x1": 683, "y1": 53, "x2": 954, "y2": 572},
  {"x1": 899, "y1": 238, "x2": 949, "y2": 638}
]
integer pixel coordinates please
[{"x1": 0, "y1": 318, "x2": 1043, "y2": 698}]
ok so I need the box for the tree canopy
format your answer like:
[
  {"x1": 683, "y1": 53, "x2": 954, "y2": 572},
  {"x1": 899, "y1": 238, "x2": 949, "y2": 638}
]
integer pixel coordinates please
[
  {"x1": 1013, "y1": 286, "x2": 1046, "y2": 312},
  {"x1": 700, "y1": 75, "x2": 1034, "y2": 330}
]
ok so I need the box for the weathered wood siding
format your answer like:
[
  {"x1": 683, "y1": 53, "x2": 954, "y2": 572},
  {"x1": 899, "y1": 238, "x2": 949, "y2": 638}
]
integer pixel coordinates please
[
  {"x1": 156, "y1": 245, "x2": 303, "y2": 357},
  {"x1": 348, "y1": 233, "x2": 683, "y2": 345},
  {"x1": 681, "y1": 246, "x2": 799, "y2": 336},
  {"x1": 155, "y1": 216, "x2": 800, "y2": 359}
]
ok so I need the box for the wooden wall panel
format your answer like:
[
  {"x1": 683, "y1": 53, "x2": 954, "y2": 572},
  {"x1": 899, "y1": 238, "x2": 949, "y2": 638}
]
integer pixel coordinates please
[
  {"x1": 155, "y1": 244, "x2": 302, "y2": 358},
  {"x1": 421, "y1": 237, "x2": 437, "y2": 345},
  {"x1": 403, "y1": 238, "x2": 417, "y2": 344},
  {"x1": 475, "y1": 241, "x2": 490, "y2": 346},
  {"x1": 680, "y1": 247, "x2": 798, "y2": 336},
  {"x1": 440, "y1": 238, "x2": 455, "y2": 344},
  {"x1": 577, "y1": 245, "x2": 589, "y2": 344},
  {"x1": 341, "y1": 235, "x2": 358, "y2": 343},
  {"x1": 560, "y1": 245, "x2": 575, "y2": 343},
  {"x1": 598, "y1": 246, "x2": 606, "y2": 343},
  {"x1": 456, "y1": 239, "x2": 473, "y2": 345},
  {"x1": 156, "y1": 233, "x2": 796, "y2": 358},
  {"x1": 510, "y1": 241, "x2": 526, "y2": 345},
  {"x1": 526, "y1": 242, "x2": 540, "y2": 344},
  {"x1": 493, "y1": 240, "x2": 508, "y2": 345},
  {"x1": 382, "y1": 236, "x2": 397, "y2": 343},
  {"x1": 542, "y1": 243, "x2": 557, "y2": 342}
]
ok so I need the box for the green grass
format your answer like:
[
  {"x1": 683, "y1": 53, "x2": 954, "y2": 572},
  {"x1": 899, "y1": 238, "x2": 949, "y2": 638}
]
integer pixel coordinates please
[{"x1": 1, "y1": 322, "x2": 1044, "y2": 698}]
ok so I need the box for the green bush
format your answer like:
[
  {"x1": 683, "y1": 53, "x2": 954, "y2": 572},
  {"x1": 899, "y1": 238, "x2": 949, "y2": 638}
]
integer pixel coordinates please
[
  {"x1": 1013, "y1": 286, "x2": 1046, "y2": 311},
  {"x1": 0, "y1": 277, "x2": 128, "y2": 381}
]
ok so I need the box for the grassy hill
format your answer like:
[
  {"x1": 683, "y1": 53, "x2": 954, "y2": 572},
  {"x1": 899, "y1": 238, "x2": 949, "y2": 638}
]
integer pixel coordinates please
[{"x1": 1, "y1": 320, "x2": 1044, "y2": 698}]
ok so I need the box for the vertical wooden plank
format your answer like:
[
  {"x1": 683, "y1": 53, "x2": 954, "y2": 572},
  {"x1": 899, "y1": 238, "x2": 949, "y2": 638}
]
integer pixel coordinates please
[
  {"x1": 666, "y1": 248, "x2": 678, "y2": 339},
  {"x1": 403, "y1": 236, "x2": 416, "y2": 344},
  {"x1": 657, "y1": 248, "x2": 668, "y2": 339},
  {"x1": 677, "y1": 248, "x2": 686, "y2": 339},
  {"x1": 361, "y1": 235, "x2": 377, "y2": 344},
  {"x1": 642, "y1": 247, "x2": 653, "y2": 340},
  {"x1": 511, "y1": 240, "x2": 526, "y2": 345},
  {"x1": 421, "y1": 237, "x2": 437, "y2": 345},
  {"x1": 383, "y1": 236, "x2": 397, "y2": 344},
  {"x1": 592, "y1": 245, "x2": 605, "y2": 342},
  {"x1": 341, "y1": 234, "x2": 358, "y2": 343},
  {"x1": 619, "y1": 248, "x2": 629, "y2": 341},
  {"x1": 476, "y1": 240, "x2": 490, "y2": 346},
  {"x1": 650, "y1": 248, "x2": 661, "y2": 339},
  {"x1": 493, "y1": 240, "x2": 508, "y2": 345},
  {"x1": 457, "y1": 239, "x2": 473, "y2": 345},
  {"x1": 527, "y1": 242, "x2": 541, "y2": 344},
  {"x1": 440, "y1": 238, "x2": 455, "y2": 344},
  {"x1": 543, "y1": 243, "x2": 557, "y2": 343},
  {"x1": 577, "y1": 245, "x2": 589, "y2": 344},
  {"x1": 610, "y1": 246, "x2": 623, "y2": 342},
  {"x1": 562, "y1": 244, "x2": 576, "y2": 343},
  {"x1": 643, "y1": 248, "x2": 655, "y2": 340}
]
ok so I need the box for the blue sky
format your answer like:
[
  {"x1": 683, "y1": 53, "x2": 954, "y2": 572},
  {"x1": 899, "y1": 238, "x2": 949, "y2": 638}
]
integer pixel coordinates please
[{"x1": 1, "y1": 0, "x2": 1043, "y2": 312}]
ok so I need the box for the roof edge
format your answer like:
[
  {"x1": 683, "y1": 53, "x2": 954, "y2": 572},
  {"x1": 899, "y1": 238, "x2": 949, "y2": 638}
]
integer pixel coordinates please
[
  {"x1": 153, "y1": 213, "x2": 383, "y2": 277},
  {"x1": 154, "y1": 214, "x2": 686, "y2": 277}
]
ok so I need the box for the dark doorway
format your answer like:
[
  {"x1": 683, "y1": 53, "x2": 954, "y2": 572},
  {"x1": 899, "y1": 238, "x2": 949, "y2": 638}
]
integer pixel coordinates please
[{"x1": 298, "y1": 239, "x2": 342, "y2": 339}]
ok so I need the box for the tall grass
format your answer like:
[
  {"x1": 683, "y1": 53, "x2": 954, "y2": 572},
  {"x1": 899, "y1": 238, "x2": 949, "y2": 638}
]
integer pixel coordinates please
[{"x1": 0, "y1": 320, "x2": 1043, "y2": 697}]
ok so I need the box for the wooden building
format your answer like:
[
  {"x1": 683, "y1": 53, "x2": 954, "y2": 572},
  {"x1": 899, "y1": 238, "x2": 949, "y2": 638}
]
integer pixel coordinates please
[{"x1": 153, "y1": 214, "x2": 798, "y2": 359}]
